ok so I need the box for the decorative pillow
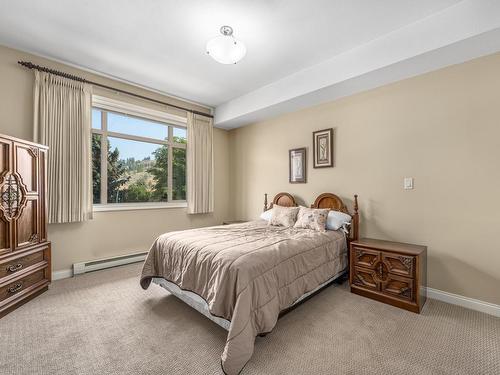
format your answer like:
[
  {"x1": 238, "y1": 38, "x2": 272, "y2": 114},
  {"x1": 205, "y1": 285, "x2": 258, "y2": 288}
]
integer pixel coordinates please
[
  {"x1": 269, "y1": 205, "x2": 300, "y2": 227},
  {"x1": 294, "y1": 207, "x2": 329, "y2": 231},
  {"x1": 326, "y1": 210, "x2": 352, "y2": 231},
  {"x1": 260, "y1": 208, "x2": 273, "y2": 222}
]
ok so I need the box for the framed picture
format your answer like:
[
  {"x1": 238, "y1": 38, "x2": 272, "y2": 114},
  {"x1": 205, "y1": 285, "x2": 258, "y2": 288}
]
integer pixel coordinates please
[
  {"x1": 289, "y1": 147, "x2": 307, "y2": 183},
  {"x1": 313, "y1": 128, "x2": 333, "y2": 168}
]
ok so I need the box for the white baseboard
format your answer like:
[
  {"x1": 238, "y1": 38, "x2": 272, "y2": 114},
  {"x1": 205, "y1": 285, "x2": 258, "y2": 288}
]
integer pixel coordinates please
[
  {"x1": 52, "y1": 269, "x2": 73, "y2": 281},
  {"x1": 425, "y1": 287, "x2": 500, "y2": 317}
]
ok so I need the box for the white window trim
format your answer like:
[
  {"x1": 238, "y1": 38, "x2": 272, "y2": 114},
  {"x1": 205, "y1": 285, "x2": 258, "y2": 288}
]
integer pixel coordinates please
[
  {"x1": 92, "y1": 95, "x2": 187, "y2": 210},
  {"x1": 92, "y1": 95, "x2": 187, "y2": 127},
  {"x1": 93, "y1": 202, "x2": 187, "y2": 212}
]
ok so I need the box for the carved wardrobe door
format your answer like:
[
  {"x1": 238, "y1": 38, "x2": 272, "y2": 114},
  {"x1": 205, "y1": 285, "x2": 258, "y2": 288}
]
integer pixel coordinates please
[{"x1": 12, "y1": 142, "x2": 42, "y2": 250}]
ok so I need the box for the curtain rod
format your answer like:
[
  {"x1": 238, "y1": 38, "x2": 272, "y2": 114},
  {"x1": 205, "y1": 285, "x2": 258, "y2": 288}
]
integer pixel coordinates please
[{"x1": 17, "y1": 61, "x2": 214, "y2": 119}]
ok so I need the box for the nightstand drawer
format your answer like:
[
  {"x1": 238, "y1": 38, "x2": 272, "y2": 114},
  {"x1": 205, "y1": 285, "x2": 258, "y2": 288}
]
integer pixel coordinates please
[
  {"x1": 352, "y1": 247, "x2": 380, "y2": 269},
  {"x1": 352, "y1": 266, "x2": 379, "y2": 291},
  {"x1": 381, "y1": 274, "x2": 414, "y2": 301},
  {"x1": 382, "y1": 253, "x2": 415, "y2": 278}
]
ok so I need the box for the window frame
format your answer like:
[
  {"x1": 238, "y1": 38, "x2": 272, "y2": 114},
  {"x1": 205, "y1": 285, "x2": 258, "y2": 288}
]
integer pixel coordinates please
[{"x1": 91, "y1": 95, "x2": 188, "y2": 211}]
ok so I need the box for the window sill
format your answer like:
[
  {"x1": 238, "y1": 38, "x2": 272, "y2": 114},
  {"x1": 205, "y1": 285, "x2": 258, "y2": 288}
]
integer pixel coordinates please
[{"x1": 93, "y1": 202, "x2": 187, "y2": 212}]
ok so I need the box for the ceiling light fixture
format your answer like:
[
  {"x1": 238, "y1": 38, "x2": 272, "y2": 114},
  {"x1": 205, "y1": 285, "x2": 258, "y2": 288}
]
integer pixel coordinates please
[{"x1": 206, "y1": 26, "x2": 246, "y2": 65}]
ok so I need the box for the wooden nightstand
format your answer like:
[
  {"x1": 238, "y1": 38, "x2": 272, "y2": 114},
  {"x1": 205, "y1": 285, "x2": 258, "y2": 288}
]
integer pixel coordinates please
[
  {"x1": 350, "y1": 238, "x2": 427, "y2": 313},
  {"x1": 222, "y1": 220, "x2": 247, "y2": 225}
]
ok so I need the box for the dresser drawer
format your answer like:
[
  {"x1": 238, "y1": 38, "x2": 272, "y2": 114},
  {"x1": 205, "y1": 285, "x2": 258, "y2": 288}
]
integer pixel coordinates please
[
  {"x1": 352, "y1": 247, "x2": 380, "y2": 269},
  {"x1": 0, "y1": 268, "x2": 47, "y2": 302},
  {"x1": 382, "y1": 253, "x2": 415, "y2": 278},
  {"x1": 381, "y1": 274, "x2": 414, "y2": 302},
  {"x1": 0, "y1": 249, "x2": 46, "y2": 280}
]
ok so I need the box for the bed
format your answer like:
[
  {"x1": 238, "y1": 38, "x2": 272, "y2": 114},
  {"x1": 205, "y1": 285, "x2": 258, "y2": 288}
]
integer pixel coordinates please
[{"x1": 140, "y1": 192, "x2": 359, "y2": 375}]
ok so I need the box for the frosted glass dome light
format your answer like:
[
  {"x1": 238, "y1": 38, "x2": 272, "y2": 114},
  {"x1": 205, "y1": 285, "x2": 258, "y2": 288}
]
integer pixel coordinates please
[{"x1": 206, "y1": 26, "x2": 246, "y2": 64}]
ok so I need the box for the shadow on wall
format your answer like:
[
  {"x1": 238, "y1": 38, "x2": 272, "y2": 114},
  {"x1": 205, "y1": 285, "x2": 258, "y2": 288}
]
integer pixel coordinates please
[{"x1": 427, "y1": 253, "x2": 500, "y2": 304}]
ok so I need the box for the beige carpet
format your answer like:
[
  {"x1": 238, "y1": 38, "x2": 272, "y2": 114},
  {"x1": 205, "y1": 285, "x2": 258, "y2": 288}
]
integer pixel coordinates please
[{"x1": 0, "y1": 264, "x2": 498, "y2": 375}]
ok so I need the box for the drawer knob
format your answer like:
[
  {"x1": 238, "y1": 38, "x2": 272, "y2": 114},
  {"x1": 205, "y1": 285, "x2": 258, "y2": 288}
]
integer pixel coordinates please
[
  {"x1": 7, "y1": 263, "x2": 23, "y2": 273},
  {"x1": 8, "y1": 282, "x2": 23, "y2": 294}
]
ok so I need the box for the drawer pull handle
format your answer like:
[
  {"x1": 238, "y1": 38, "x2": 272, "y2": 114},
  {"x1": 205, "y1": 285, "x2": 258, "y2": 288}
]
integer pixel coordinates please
[
  {"x1": 7, "y1": 263, "x2": 23, "y2": 273},
  {"x1": 8, "y1": 282, "x2": 23, "y2": 294}
]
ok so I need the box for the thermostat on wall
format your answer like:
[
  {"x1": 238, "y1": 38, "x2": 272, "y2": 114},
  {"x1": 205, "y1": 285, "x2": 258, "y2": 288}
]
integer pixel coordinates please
[{"x1": 404, "y1": 177, "x2": 414, "y2": 190}]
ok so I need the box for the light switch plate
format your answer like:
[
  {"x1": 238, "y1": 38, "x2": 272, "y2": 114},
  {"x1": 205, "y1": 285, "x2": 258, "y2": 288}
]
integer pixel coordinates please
[{"x1": 404, "y1": 177, "x2": 414, "y2": 190}]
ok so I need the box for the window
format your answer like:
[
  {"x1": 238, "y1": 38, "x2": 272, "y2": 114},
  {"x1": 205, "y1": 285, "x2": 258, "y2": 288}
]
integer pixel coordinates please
[{"x1": 91, "y1": 98, "x2": 187, "y2": 209}]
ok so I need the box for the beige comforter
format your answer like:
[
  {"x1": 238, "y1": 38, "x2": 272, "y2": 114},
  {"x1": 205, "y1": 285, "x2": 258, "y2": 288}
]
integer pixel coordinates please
[{"x1": 140, "y1": 220, "x2": 347, "y2": 374}]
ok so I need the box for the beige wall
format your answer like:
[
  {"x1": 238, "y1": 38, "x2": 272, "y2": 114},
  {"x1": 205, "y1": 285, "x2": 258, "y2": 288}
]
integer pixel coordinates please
[
  {"x1": 0, "y1": 45, "x2": 231, "y2": 272},
  {"x1": 229, "y1": 52, "x2": 500, "y2": 305},
  {"x1": 2, "y1": 43, "x2": 498, "y2": 305}
]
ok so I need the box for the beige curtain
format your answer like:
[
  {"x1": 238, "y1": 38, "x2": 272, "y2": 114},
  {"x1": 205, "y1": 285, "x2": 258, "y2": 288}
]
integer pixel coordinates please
[
  {"x1": 33, "y1": 71, "x2": 93, "y2": 223},
  {"x1": 186, "y1": 112, "x2": 214, "y2": 214}
]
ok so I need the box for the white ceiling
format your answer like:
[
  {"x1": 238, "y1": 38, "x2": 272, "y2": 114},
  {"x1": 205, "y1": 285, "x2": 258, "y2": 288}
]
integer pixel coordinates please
[
  {"x1": 1, "y1": 0, "x2": 499, "y2": 128},
  {"x1": 0, "y1": 1, "x2": 460, "y2": 103}
]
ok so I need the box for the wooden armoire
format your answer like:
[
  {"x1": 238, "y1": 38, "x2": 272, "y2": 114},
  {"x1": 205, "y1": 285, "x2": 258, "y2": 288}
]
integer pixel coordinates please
[{"x1": 0, "y1": 133, "x2": 51, "y2": 318}]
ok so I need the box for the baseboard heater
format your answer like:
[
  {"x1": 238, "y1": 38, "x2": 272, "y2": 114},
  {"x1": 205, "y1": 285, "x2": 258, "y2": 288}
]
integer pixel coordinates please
[{"x1": 73, "y1": 251, "x2": 148, "y2": 275}]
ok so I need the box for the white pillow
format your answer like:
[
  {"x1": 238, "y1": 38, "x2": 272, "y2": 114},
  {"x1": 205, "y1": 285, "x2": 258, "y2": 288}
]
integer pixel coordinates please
[
  {"x1": 326, "y1": 210, "x2": 352, "y2": 231},
  {"x1": 260, "y1": 208, "x2": 273, "y2": 222}
]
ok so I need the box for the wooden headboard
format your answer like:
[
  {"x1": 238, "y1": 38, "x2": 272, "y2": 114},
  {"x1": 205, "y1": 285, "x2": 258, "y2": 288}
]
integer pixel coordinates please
[
  {"x1": 311, "y1": 193, "x2": 359, "y2": 242},
  {"x1": 263, "y1": 192, "x2": 297, "y2": 211}
]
